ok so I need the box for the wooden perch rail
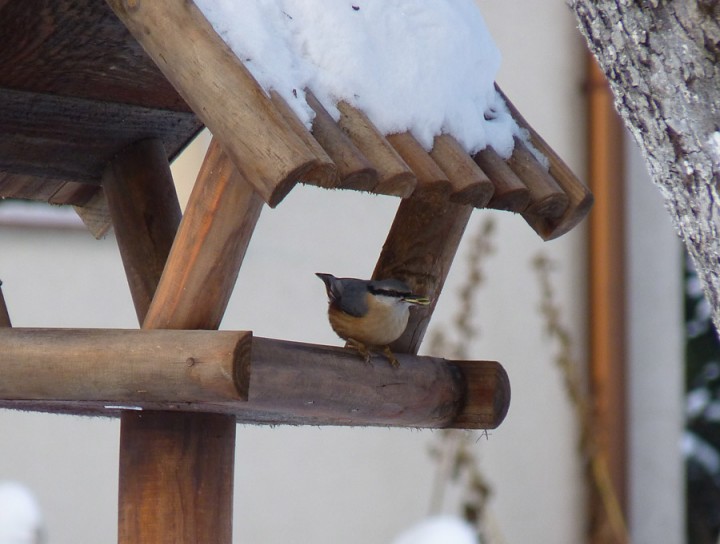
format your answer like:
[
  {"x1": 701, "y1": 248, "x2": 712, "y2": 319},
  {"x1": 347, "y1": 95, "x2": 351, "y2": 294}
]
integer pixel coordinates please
[
  {"x1": 0, "y1": 330, "x2": 509, "y2": 430},
  {"x1": 0, "y1": 328, "x2": 251, "y2": 402}
]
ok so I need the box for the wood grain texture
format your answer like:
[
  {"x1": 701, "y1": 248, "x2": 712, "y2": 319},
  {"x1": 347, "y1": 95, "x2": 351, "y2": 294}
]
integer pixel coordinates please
[
  {"x1": 507, "y1": 137, "x2": 569, "y2": 218},
  {"x1": 0, "y1": 0, "x2": 190, "y2": 111},
  {"x1": 143, "y1": 137, "x2": 263, "y2": 331},
  {"x1": 473, "y1": 147, "x2": 530, "y2": 212},
  {"x1": 373, "y1": 192, "x2": 473, "y2": 355},
  {"x1": 305, "y1": 90, "x2": 377, "y2": 191},
  {"x1": 387, "y1": 132, "x2": 451, "y2": 196},
  {"x1": 448, "y1": 359, "x2": 510, "y2": 429},
  {"x1": 0, "y1": 328, "x2": 251, "y2": 402},
  {"x1": 72, "y1": 189, "x2": 112, "y2": 239},
  {"x1": 0, "y1": 87, "x2": 202, "y2": 184},
  {"x1": 105, "y1": 0, "x2": 319, "y2": 207},
  {"x1": 119, "y1": 411, "x2": 236, "y2": 544},
  {"x1": 103, "y1": 138, "x2": 182, "y2": 323},
  {"x1": 269, "y1": 91, "x2": 337, "y2": 188},
  {"x1": 0, "y1": 335, "x2": 510, "y2": 430},
  {"x1": 498, "y1": 87, "x2": 594, "y2": 240},
  {"x1": 430, "y1": 134, "x2": 495, "y2": 207},
  {"x1": 336, "y1": 101, "x2": 417, "y2": 197}
]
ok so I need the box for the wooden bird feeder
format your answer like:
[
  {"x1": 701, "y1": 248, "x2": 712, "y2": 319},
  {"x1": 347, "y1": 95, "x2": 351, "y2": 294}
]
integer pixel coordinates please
[{"x1": 0, "y1": 1, "x2": 592, "y2": 542}]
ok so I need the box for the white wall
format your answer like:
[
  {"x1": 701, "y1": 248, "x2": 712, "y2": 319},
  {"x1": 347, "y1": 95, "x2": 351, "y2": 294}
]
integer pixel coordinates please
[
  {"x1": 626, "y1": 135, "x2": 684, "y2": 543},
  {"x1": 0, "y1": 2, "x2": 590, "y2": 543}
]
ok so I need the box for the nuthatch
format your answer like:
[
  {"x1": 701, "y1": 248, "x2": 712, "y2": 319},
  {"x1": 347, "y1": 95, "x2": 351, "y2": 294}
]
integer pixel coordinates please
[{"x1": 316, "y1": 273, "x2": 430, "y2": 367}]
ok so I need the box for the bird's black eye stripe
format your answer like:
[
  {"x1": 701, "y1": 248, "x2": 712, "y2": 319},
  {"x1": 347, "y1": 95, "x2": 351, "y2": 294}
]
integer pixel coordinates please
[{"x1": 368, "y1": 286, "x2": 410, "y2": 298}]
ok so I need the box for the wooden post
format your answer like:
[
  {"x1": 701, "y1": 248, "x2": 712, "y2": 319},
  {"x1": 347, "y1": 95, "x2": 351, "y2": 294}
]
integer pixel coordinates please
[
  {"x1": 119, "y1": 411, "x2": 236, "y2": 544},
  {"x1": 104, "y1": 136, "x2": 254, "y2": 544},
  {"x1": 102, "y1": 138, "x2": 181, "y2": 323}
]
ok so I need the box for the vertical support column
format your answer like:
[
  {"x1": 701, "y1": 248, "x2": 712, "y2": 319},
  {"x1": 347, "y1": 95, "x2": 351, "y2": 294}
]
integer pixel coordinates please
[
  {"x1": 587, "y1": 57, "x2": 628, "y2": 543},
  {"x1": 105, "y1": 138, "x2": 248, "y2": 544}
]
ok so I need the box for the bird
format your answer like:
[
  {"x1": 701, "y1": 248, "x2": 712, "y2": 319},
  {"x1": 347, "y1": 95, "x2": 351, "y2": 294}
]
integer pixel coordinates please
[{"x1": 316, "y1": 273, "x2": 430, "y2": 368}]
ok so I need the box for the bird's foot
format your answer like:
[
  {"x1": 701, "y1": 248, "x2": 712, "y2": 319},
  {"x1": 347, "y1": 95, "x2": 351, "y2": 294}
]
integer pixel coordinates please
[
  {"x1": 347, "y1": 338, "x2": 373, "y2": 366},
  {"x1": 382, "y1": 345, "x2": 400, "y2": 369}
]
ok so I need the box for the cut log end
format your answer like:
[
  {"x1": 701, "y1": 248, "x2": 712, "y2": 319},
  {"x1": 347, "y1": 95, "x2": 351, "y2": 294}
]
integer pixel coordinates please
[{"x1": 448, "y1": 360, "x2": 510, "y2": 429}]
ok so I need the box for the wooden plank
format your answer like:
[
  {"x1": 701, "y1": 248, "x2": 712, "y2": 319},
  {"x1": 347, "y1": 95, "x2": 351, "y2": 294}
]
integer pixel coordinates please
[
  {"x1": 373, "y1": 193, "x2": 473, "y2": 355},
  {"x1": 0, "y1": 328, "x2": 251, "y2": 402},
  {"x1": 49, "y1": 182, "x2": 100, "y2": 207},
  {"x1": 72, "y1": 188, "x2": 112, "y2": 239},
  {"x1": 103, "y1": 138, "x2": 182, "y2": 323},
  {"x1": 305, "y1": 90, "x2": 377, "y2": 191},
  {"x1": 498, "y1": 86, "x2": 594, "y2": 240},
  {"x1": 0, "y1": 0, "x2": 191, "y2": 111},
  {"x1": 0, "y1": 281, "x2": 10, "y2": 328},
  {"x1": 119, "y1": 411, "x2": 235, "y2": 544},
  {"x1": 0, "y1": 172, "x2": 64, "y2": 202},
  {"x1": 143, "y1": 137, "x2": 264, "y2": 330},
  {"x1": 0, "y1": 87, "x2": 203, "y2": 184},
  {"x1": 0, "y1": 334, "x2": 510, "y2": 430},
  {"x1": 473, "y1": 147, "x2": 530, "y2": 212},
  {"x1": 336, "y1": 101, "x2": 417, "y2": 197},
  {"x1": 387, "y1": 132, "x2": 451, "y2": 196},
  {"x1": 106, "y1": 0, "x2": 321, "y2": 207},
  {"x1": 430, "y1": 134, "x2": 495, "y2": 207},
  {"x1": 506, "y1": 137, "x2": 569, "y2": 218}
]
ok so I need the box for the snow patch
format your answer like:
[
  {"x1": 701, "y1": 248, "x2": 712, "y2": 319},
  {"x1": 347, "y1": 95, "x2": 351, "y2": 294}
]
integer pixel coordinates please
[
  {"x1": 392, "y1": 515, "x2": 478, "y2": 544},
  {"x1": 0, "y1": 482, "x2": 42, "y2": 544},
  {"x1": 195, "y1": 0, "x2": 521, "y2": 157}
]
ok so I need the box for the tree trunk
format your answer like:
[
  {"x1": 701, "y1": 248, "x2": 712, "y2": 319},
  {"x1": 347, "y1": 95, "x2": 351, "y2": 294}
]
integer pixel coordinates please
[{"x1": 571, "y1": 1, "x2": 720, "y2": 328}]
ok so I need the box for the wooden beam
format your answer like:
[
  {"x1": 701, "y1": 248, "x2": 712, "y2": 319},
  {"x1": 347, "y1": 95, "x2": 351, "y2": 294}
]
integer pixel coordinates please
[
  {"x1": 430, "y1": 134, "x2": 495, "y2": 207},
  {"x1": 143, "y1": 137, "x2": 263, "y2": 330},
  {"x1": 387, "y1": 132, "x2": 451, "y2": 196},
  {"x1": 268, "y1": 91, "x2": 336, "y2": 188},
  {"x1": 498, "y1": 87, "x2": 594, "y2": 240},
  {"x1": 105, "y1": 0, "x2": 321, "y2": 207},
  {"x1": 373, "y1": 192, "x2": 473, "y2": 355},
  {"x1": 102, "y1": 138, "x2": 182, "y2": 323},
  {"x1": 0, "y1": 333, "x2": 509, "y2": 430},
  {"x1": 507, "y1": 137, "x2": 569, "y2": 218},
  {"x1": 0, "y1": 328, "x2": 250, "y2": 403},
  {"x1": 473, "y1": 147, "x2": 530, "y2": 212},
  {"x1": 305, "y1": 90, "x2": 377, "y2": 191},
  {"x1": 336, "y1": 101, "x2": 417, "y2": 197}
]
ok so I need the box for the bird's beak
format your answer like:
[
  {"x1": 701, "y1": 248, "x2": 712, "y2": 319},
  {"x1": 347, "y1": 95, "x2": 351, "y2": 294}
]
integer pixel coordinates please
[{"x1": 403, "y1": 294, "x2": 431, "y2": 305}]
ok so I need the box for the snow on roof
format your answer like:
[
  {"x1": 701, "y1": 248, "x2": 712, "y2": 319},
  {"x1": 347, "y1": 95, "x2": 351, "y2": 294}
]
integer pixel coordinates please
[{"x1": 195, "y1": 0, "x2": 520, "y2": 157}]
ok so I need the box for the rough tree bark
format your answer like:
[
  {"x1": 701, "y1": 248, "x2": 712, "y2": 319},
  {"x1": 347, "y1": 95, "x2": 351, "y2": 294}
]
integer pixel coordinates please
[{"x1": 571, "y1": 1, "x2": 720, "y2": 327}]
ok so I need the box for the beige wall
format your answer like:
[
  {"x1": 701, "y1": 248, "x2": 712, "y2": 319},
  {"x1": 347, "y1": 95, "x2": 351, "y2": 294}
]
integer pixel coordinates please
[{"x1": 0, "y1": 2, "x2": 594, "y2": 543}]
